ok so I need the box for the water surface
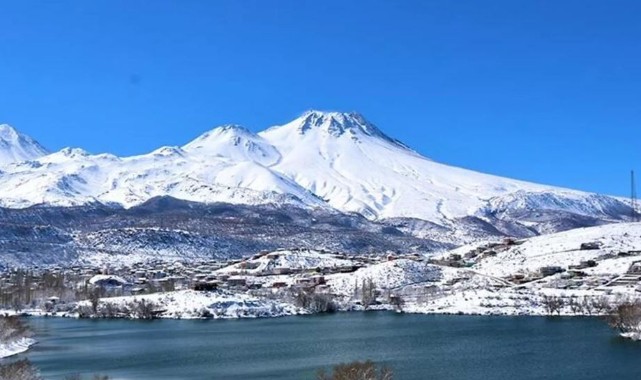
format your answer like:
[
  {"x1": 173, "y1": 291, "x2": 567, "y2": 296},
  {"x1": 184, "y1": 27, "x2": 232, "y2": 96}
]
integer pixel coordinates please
[{"x1": 20, "y1": 313, "x2": 641, "y2": 379}]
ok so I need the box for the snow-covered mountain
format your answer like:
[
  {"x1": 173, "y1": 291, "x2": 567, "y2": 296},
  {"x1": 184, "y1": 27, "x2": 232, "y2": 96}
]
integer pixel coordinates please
[
  {"x1": 0, "y1": 111, "x2": 633, "y2": 236},
  {"x1": 0, "y1": 124, "x2": 49, "y2": 166}
]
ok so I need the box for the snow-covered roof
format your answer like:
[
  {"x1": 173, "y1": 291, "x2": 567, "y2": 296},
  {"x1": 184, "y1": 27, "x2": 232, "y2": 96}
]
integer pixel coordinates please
[{"x1": 88, "y1": 274, "x2": 128, "y2": 286}]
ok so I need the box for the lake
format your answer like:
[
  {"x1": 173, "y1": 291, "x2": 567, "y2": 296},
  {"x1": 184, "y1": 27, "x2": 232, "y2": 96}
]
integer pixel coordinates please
[{"x1": 17, "y1": 313, "x2": 641, "y2": 379}]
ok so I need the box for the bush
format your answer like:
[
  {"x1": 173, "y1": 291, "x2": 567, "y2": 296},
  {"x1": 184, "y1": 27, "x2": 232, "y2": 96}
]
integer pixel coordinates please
[
  {"x1": 292, "y1": 289, "x2": 337, "y2": 313},
  {"x1": 128, "y1": 299, "x2": 159, "y2": 320},
  {"x1": 605, "y1": 299, "x2": 641, "y2": 334},
  {"x1": 0, "y1": 359, "x2": 42, "y2": 380},
  {"x1": 0, "y1": 316, "x2": 32, "y2": 343},
  {"x1": 76, "y1": 298, "x2": 160, "y2": 319},
  {"x1": 317, "y1": 360, "x2": 393, "y2": 380}
]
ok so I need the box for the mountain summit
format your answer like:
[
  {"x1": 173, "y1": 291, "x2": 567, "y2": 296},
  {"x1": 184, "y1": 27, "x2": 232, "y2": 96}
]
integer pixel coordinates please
[
  {"x1": 262, "y1": 110, "x2": 410, "y2": 151},
  {"x1": 293, "y1": 110, "x2": 385, "y2": 137},
  {"x1": 0, "y1": 124, "x2": 49, "y2": 166},
  {"x1": 183, "y1": 125, "x2": 280, "y2": 166}
]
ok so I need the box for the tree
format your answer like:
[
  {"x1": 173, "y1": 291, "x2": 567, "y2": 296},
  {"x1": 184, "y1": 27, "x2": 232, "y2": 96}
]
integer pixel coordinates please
[
  {"x1": 317, "y1": 360, "x2": 393, "y2": 380},
  {"x1": 567, "y1": 296, "x2": 582, "y2": 315},
  {"x1": 128, "y1": 299, "x2": 159, "y2": 319},
  {"x1": 541, "y1": 295, "x2": 564, "y2": 315},
  {"x1": 0, "y1": 316, "x2": 32, "y2": 343},
  {"x1": 389, "y1": 294, "x2": 404, "y2": 312},
  {"x1": 580, "y1": 297, "x2": 595, "y2": 316},
  {"x1": 291, "y1": 288, "x2": 337, "y2": 313},
  {"x1": 590, "y1": 296, "x2": 611, "y2": 315},
  {"x1": 361, "y1": 279, "x2": 376, "y2": 310},
  {"x1": 88, "y1": 288, "x2": 100, "y2": 314},
  {"x1": 605, "y1": 300, "x2": 641, "y2": 334}
]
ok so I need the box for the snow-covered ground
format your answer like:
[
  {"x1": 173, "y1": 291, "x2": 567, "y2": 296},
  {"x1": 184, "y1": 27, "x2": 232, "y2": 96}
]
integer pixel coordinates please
[
  {"x1": 3, "y1": 223, "x2": 641, "y2": 328},
  {"x1": 326, "y1": 259, "x2": 441, "y2": 297},
  {"x1": 69, "y1": 223, "x2": 641, "y2": 318},
  {"x1": 76, "y1": 290, "x2": 303, "y2": 320},
  {"x1": 462, "y1": 222, "x2": 641, "y2": 278},
  {"x1": 0, "y1": 337, "x2": 36, "y2": 359},
  {"x1": 215, "y1": 249, "x2": 355, "y2": 277}
]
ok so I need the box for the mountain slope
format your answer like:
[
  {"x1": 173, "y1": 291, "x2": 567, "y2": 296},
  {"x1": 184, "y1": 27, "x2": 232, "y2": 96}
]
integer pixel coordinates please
[
  {"x1": 0, "y1": 136, "x2": 322, "y2": 209},
  {"x1": 440, "y1": 222, "x2": 641, "y2": 278},
  {"x1": 260, "y1": 111, "x2": 630, "y2": 225},
  {"x1": 0, "y1": 113, "x2": 633, "y2": 240},
  {"x1": 0, "y1": 200, "x2": 446, "y2": 267},
  {"x1": 0, "y1": 124, "x2": 49, "y2": 166}
]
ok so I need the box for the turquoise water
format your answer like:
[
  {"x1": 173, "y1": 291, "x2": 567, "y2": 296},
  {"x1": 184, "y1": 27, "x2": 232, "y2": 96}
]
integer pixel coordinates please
[{"x1": 18, "y1": 313, "x2": 641, "y2": 379}]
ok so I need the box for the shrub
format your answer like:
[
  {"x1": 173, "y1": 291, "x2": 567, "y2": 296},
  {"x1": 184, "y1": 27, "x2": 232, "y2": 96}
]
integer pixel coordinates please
[
  {"x1": 604, "y1": 299, "x2": 641, "y2": 334},
  {"x1": 128, "y1": 299, "x2": 159, "y2": 320},
  {"x1": 317, "y1": 360, "x2": 393, "y2": 380},
  {"x1": 292, "y1": 289, "x2": 337, "y2": 313},
  {"x1": 0, "y1": 359, "x2": 42, "y2": 380},
  {"x1": 0, "y1": 316, "x2": 32, "y2": 343}
]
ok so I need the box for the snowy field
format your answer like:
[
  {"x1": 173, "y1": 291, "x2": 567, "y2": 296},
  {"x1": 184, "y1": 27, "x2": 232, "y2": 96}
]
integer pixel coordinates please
[{"x1": 0, "y1": 337, "x2": 36, "y2": 359}]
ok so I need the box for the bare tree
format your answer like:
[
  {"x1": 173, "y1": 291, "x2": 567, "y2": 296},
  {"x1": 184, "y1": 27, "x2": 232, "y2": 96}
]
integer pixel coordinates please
[
  {"x1": 361, "y1": 279, "x2": 376, "y2": 310},
  {"x1": 291, "y1": 288, "x2": 337, "y2": 313},
  {"x1": 389, "y1": 294, "x2": 404, "y2": 312},
  {"x1": 128, "y1": 299, "x2": 159, "y2": 320},
  {"x1": 541, "y1": 295, "x2": 564, "y2": 315},
  {"x1": 88, "y1": 288, "x2": 100, "y2": 315},
  {"x1": 567, "y1": 297, "x2": 582, "y2": 315},
  {"x1": 0, "y1": 316, "x2": 32, "y2": 343},
  {"x1": 580, "y1": 297, "x2": 595, "y2": 316},
  {"x1": 590, "y1": 296, "x2": 612, "y2": 315},
  {"x1": 604, "y1": 300, "x2": 641, "y2": 334}
]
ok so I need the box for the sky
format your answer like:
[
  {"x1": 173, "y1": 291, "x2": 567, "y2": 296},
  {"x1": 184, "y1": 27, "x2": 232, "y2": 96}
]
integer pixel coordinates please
[{"x1": 1, "y1": 1, "x2": 640, "y2": 196}]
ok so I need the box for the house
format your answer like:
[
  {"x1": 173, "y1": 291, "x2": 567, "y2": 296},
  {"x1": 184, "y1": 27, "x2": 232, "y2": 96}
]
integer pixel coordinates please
[
  {"x1": 309, "y1": 275, "x2": 326, "y2": 285},
  {"x1": 88, "y1": 275, "x2": 129, "y2": 288},
  {"x1": 193, "y1": 281, "x2": 220, "y2": 291},
  {"x1": 627, "y1": 261, "x2": 641, "y2": 274},
  {"x1": 539, "y1": 266, "x2": 564, "y2": 277},
  {"x1": 569, "y1": 260, "x2": 597, "y2": 270},
  {"x1": 272, "y1": 267, "x2": 292, "y2": 275},
  {"x1": 227, "y1": 276, "x2": 247, "y2": 287},
  {"x1": 580, "y1": 242, "x2": 601, "y2": 250}
]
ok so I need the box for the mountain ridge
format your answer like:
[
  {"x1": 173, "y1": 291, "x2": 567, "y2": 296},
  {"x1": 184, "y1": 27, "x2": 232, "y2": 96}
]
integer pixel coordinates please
[
  {"x1": 0, "y1": 111, "x2": 633, "y2": 234},
  {"x1": 0, "y1": 124, "x2": 50, "y2": 165}
]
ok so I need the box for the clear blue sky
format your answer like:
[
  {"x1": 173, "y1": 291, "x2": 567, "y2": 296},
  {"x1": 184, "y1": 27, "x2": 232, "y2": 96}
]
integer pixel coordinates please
[{"x1": 1, "y1": 1, "x2": 640, "y2": 196}]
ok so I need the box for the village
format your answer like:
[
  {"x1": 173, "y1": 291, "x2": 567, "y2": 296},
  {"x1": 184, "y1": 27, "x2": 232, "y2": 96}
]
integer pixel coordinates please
[
  {"x1": 2, "y1": 223, "x2": 641, "y2": 321},
  {"x1": 0, "y1": 248, "x2": 426, "y2": 318}
]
